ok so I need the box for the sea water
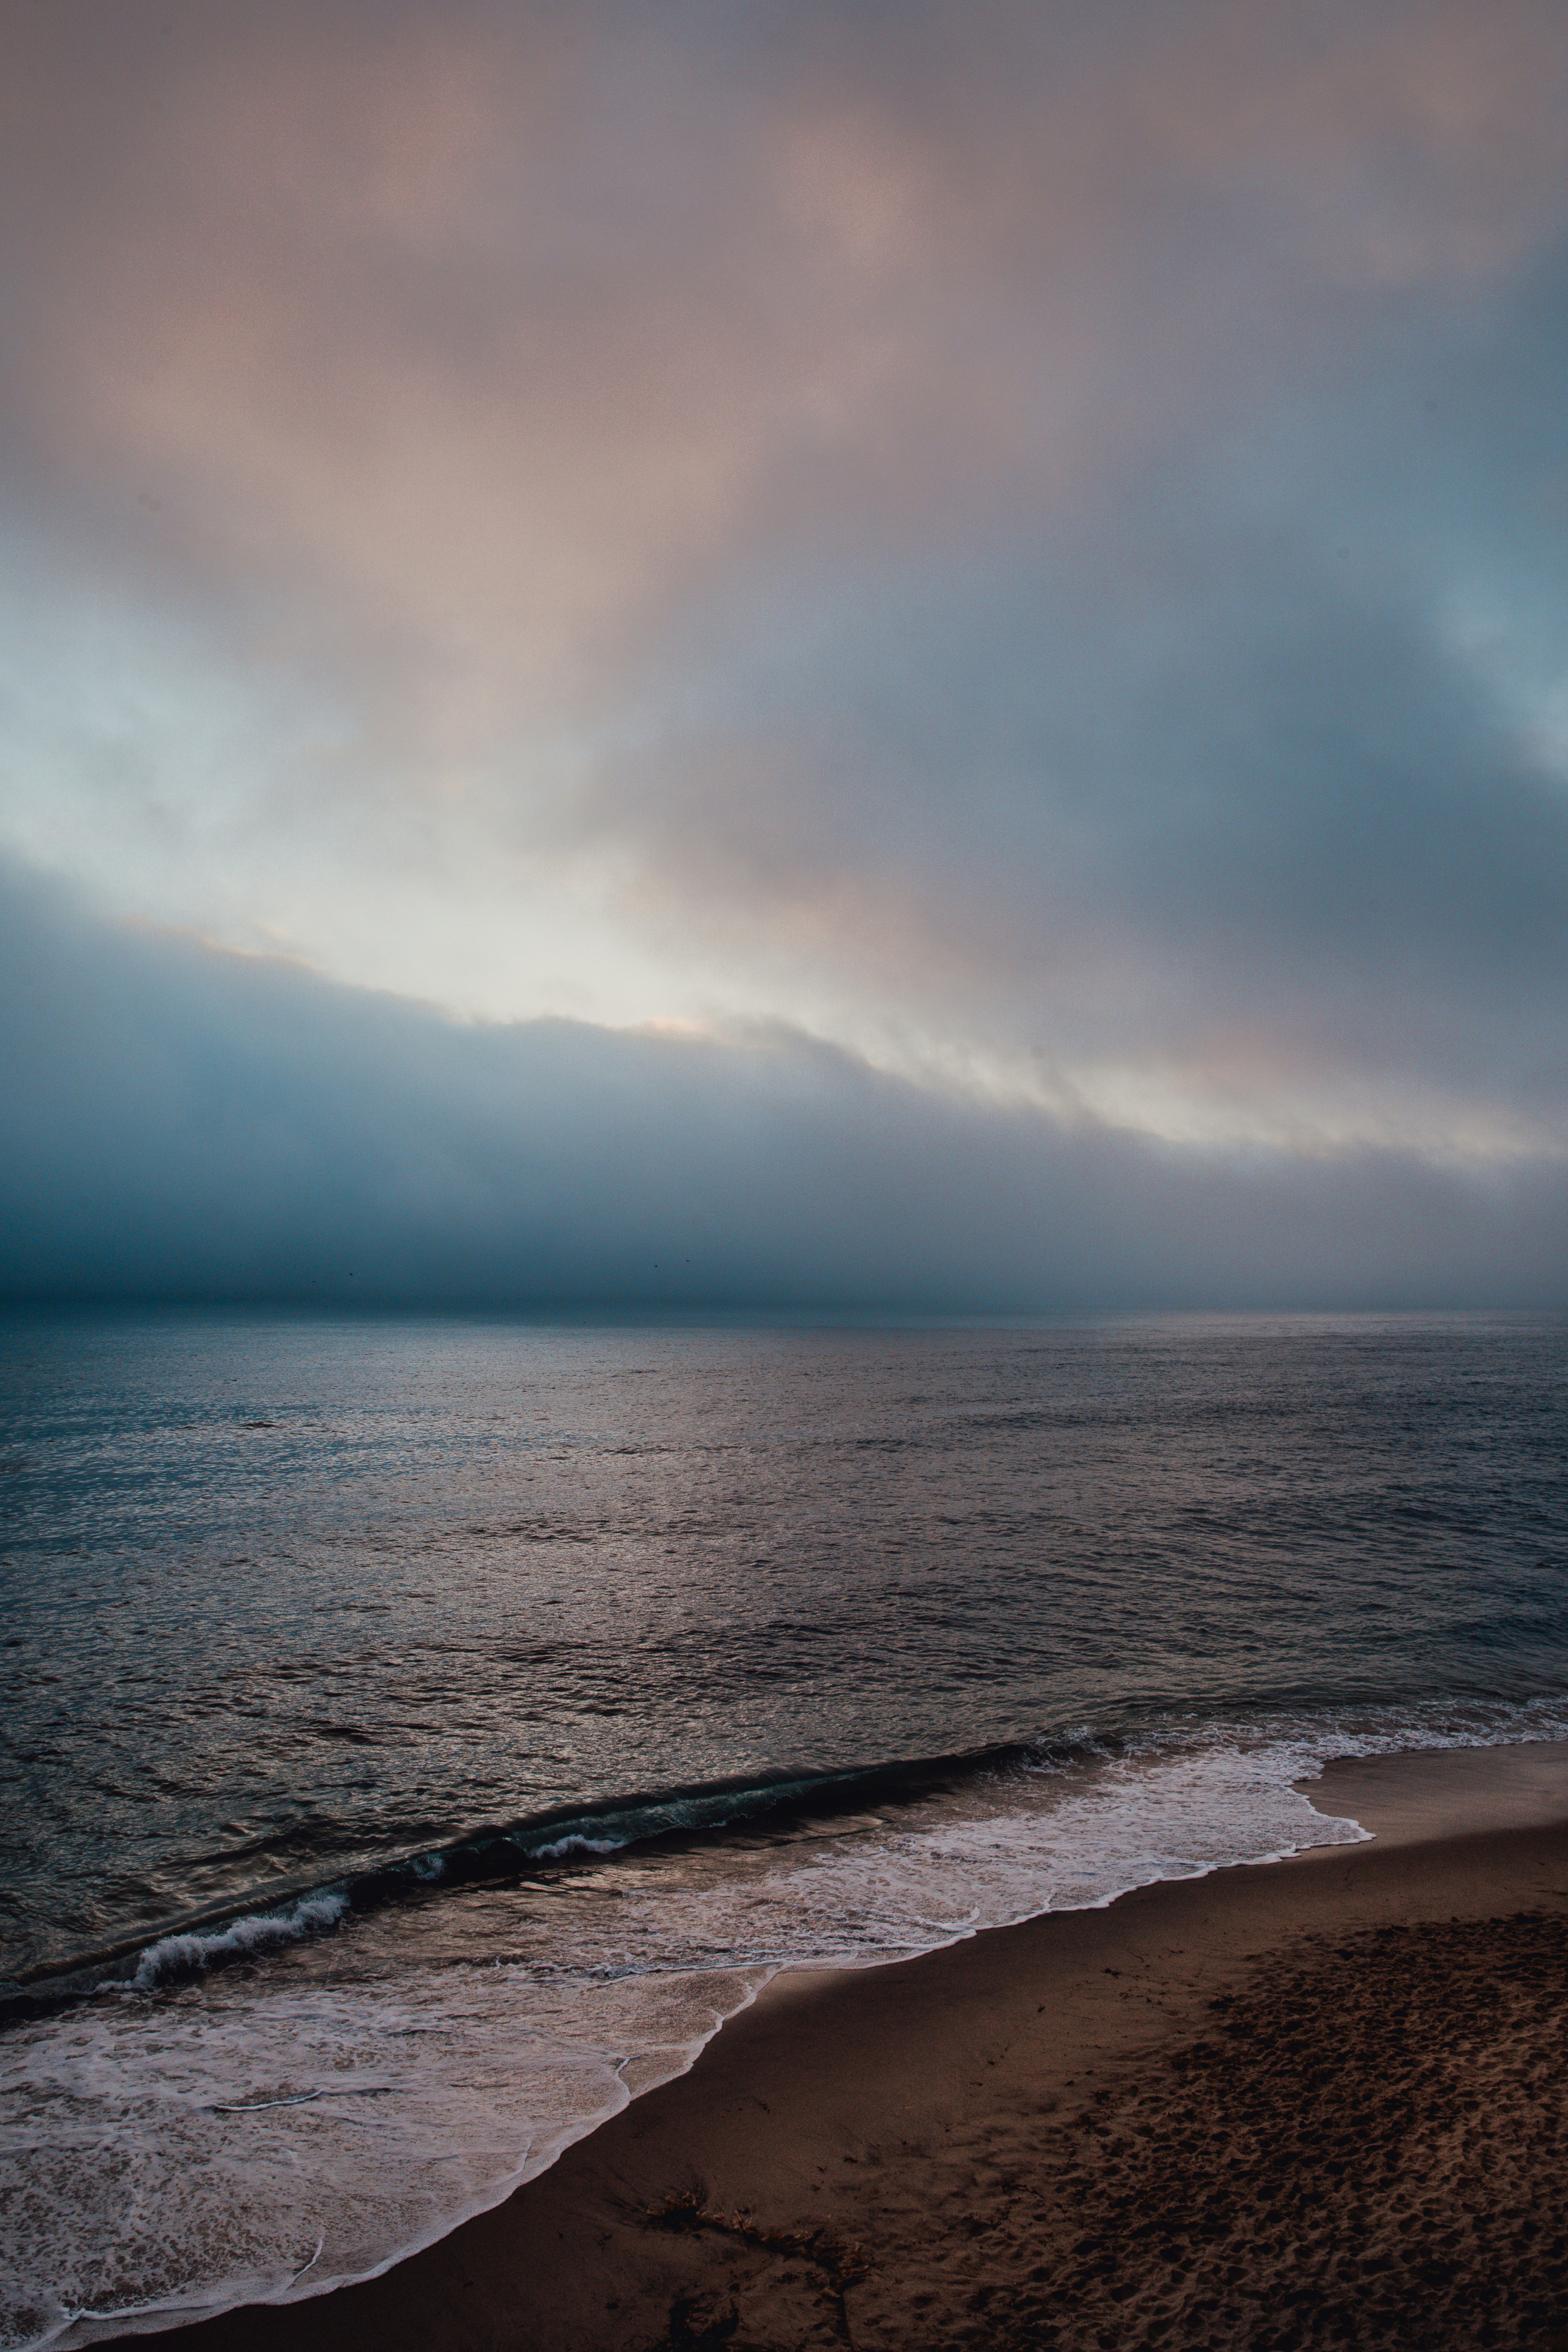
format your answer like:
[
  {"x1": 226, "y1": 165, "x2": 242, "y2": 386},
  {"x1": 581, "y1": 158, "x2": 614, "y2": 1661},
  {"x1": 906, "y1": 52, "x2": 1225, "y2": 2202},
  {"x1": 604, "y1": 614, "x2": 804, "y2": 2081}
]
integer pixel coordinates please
[{"x1": 1, "y1": 1309, "x2": 1565, "y2": 2347}]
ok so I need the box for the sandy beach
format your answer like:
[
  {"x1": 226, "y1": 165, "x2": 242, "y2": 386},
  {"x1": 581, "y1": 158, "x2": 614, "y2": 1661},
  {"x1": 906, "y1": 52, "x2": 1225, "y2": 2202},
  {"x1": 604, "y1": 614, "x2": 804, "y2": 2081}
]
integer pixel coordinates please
[{"x1": 95, "y1": 1740, "x2": 1568, "y2": 2352}]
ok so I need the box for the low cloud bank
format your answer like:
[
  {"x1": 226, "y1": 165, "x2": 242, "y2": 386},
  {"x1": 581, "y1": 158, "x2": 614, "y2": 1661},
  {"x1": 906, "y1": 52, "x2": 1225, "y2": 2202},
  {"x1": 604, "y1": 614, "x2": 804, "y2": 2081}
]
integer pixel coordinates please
[{"x1": 1, "y1": 865, "x2": 1561, "y2": 1313}]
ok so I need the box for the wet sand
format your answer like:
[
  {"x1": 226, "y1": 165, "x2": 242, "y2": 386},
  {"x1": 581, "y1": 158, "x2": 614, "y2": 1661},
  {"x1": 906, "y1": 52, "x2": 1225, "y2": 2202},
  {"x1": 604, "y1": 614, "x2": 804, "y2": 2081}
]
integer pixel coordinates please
[{"x1": 107, "y1": 1742, "x2": 1568, "y2": 2351}]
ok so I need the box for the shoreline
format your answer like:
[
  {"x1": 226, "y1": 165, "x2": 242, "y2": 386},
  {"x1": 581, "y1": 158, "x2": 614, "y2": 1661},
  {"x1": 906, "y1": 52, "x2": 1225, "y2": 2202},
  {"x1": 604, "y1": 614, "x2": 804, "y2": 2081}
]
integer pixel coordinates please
[{"x1": 95, "y1": 1737, "x2": 1568, "y2": 2351}]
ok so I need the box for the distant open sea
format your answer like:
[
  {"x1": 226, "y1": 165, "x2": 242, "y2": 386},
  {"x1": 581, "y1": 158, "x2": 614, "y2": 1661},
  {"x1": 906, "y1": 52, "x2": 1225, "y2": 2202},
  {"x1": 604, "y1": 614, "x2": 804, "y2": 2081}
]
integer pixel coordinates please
[{"x1": 2, "y1": 1308, "x2": 1566, "y2": 2348}]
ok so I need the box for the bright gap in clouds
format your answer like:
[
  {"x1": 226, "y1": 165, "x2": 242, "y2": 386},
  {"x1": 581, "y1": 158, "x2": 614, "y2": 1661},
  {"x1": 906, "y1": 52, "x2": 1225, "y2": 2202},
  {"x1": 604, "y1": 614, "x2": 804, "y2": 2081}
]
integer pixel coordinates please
[{"x1": 1, "y1": 0, "x2": 1567, "y2": 1184}]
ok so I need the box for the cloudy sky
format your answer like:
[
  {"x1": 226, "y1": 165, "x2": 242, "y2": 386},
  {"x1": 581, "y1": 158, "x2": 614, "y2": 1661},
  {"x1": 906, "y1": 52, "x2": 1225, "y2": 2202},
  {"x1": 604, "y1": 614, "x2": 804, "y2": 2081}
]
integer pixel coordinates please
[{"x1": 3, "y1": 0, "x2": 1566, "y2": 1306}]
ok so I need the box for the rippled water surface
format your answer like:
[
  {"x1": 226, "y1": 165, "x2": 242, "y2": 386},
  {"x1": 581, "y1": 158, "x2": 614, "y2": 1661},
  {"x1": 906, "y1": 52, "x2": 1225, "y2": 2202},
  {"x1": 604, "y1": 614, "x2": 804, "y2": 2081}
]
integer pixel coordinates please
[{"x1": 1, "y1": 1308, "x2": 1565, "y2": 2348}]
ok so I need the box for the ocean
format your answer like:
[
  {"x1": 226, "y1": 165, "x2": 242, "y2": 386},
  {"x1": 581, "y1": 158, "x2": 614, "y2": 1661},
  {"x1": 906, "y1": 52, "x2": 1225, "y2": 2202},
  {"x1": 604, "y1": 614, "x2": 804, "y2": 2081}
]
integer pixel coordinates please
[{"x1": 2, "y1": 1307, "x2": 1565, "y2": 2349}]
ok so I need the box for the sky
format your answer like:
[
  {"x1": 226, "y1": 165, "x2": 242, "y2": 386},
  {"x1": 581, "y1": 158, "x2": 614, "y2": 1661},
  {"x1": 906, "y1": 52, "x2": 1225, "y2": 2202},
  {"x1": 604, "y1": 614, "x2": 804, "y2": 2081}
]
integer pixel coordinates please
[{"x1": 2, "y1": 0, "x2": 1566, "y2": 1308}]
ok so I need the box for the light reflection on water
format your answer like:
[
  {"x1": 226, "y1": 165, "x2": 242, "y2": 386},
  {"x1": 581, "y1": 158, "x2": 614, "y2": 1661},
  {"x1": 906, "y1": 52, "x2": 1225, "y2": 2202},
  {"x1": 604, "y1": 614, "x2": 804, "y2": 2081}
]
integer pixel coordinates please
[{"x1": 3, "y1": 1308, "x2": 1564, "y2": 1983}]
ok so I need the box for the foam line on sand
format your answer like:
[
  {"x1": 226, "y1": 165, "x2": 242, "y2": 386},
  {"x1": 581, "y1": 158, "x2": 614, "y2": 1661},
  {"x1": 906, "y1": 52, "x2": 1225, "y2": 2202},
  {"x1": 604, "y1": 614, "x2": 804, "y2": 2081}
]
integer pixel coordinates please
[{"x1": 104, "y1": 1740, "x2": 1568, "y2": 2351}]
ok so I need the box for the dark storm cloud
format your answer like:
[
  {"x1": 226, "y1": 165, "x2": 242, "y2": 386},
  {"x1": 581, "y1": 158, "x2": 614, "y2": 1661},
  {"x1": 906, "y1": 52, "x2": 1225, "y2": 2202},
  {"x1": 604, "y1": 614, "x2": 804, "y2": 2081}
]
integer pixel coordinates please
[
  {"x1": 1, "y1": 865, "x2": 1561, "y2": 1310},
  {"x1": 595, "y1": 462, "x2": 1568, "y2": 1114}
]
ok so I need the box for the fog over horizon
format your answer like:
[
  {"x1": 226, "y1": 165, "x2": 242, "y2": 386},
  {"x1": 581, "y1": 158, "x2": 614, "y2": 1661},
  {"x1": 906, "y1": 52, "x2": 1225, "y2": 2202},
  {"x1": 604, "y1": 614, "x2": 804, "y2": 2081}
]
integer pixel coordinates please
[
  {"x1": 3, "y1": 1, "x2": 1567, "y2": 1308},
  {"x1": 2, "y1": 860, "x2": 1562, "y2": 1312}
]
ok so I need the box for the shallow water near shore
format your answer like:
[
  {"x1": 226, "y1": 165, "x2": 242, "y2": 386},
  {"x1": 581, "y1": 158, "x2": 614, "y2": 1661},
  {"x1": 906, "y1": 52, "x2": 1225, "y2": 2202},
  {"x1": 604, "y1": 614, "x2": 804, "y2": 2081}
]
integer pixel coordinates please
[{"x1": 2, "y1": 1308, "x2": 1566, "y2": 2348}]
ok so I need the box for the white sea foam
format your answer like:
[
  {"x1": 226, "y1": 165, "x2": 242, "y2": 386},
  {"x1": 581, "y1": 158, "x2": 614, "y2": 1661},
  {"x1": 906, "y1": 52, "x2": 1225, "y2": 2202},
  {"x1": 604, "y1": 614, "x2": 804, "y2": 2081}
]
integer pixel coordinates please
[
  {"x1": 4, "y1": 1705, "x2": 1567, "y2": 2352},
  {"x1": 109, "y1": 1896, "x2": 350, "y2": 1995},
  {"x1": 528, "y1": 1833, "x2": 632, "y2": 1861}
]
